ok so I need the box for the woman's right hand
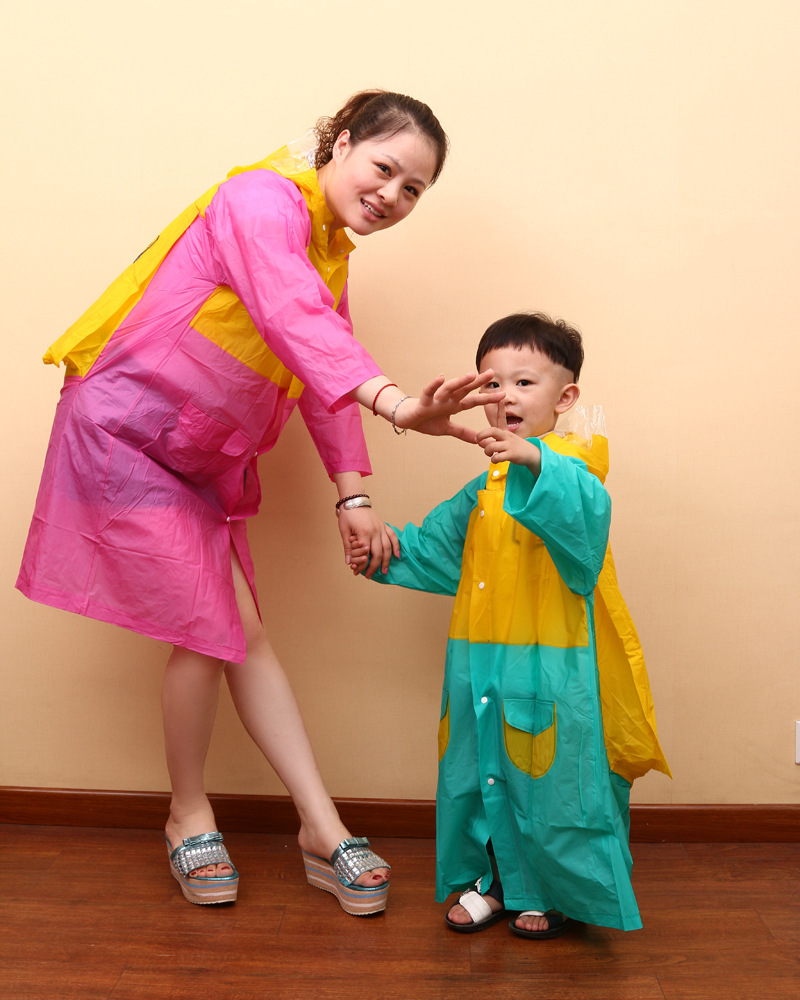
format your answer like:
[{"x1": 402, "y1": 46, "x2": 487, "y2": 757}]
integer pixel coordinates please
[{"x1": 393, "y1": 371, "x2": 504, "y2": 443}]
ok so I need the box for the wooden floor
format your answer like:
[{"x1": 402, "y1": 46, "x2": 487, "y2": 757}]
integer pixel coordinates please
[{"x1": 2, "y1": 825, "x2": 799, "y2": 1000}]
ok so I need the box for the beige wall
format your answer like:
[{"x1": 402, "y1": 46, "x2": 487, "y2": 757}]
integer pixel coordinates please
[{"x1": 2, "y1": 1, "x2": 798, "y2": 806}]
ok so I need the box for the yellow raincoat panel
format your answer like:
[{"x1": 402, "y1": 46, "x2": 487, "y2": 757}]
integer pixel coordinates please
[{"x1": 447, "y1": 431, "x2": 668, "y2": 782}]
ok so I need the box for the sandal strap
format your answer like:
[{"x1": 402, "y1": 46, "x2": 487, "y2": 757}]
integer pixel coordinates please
[
  {"x1": 330, "y1": 837, "x2": 390, "y2": 887},
  {"x1": 169, "y1": 831, "x2": 234, "y2": 877},
  {"x1": 458, "y1": 889, "x2": 494, "y2": 923}
]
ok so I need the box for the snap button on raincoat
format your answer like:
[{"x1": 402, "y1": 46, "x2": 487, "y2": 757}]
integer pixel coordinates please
[
  {"x1": 371, "y1": 424, "x2": 670, "y2": 930},
  {"x1": 17, "y1": 140, "x2": 383, "y2": 662}
]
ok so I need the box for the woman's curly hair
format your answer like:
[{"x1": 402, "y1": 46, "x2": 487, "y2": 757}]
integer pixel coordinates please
[{"x1": 314, "y1": 90, "x2": 448, "y2": 185}]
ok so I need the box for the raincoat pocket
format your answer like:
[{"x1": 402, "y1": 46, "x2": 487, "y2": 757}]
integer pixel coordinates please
[
  {"x1": 438, "y1": 692, "x2": 450, "y2": 762},
  {"x1": 502, "y1": 697, "x2": 557, "y2": 779},
  {"x1": 161, "y1": 400, "x2": 255, "y2": 485}
]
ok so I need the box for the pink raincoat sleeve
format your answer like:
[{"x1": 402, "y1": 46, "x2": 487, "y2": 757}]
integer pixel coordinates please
[
  {"x1": 297, "y1": 284, "x2": 372, "y2": 478},
  {"x1": 204, "y1": 171, "x2": 382, "y2": 411}
]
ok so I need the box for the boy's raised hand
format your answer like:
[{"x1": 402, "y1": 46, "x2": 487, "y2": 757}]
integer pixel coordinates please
[{"x1": 476, "y1": 402, "x2": 542, "y2": 473}]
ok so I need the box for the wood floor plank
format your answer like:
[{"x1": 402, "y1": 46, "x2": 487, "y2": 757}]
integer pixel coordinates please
[
  {"x1": 657, "y1": 974, "x2": 800, "y2": 1000},
  {"x1": 3, "y1": 824, "x2": 799, "y2": 1000},
  {"x1": 0, "y1": 965, "x2": 123, "y2": 1000},
  {"x1": 108, "y1": 970, "x2": 667, "y2": 1000},
  {"x1": 758, "y1": 908, "x2": 800, "y2": 942}
]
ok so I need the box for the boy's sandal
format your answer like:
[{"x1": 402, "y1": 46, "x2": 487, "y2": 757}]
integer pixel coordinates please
[
  {"x1": 302, "y1": 837, "x2": 390, "y2": 917},
  {"x1": 444, "y1": 887, "x2": 509, "y2": 933},
  {"x1": 509, "y1": 910, "x2": 575, "y2": 939},
  {"x1": 166, "y1": 831, "x2": 239, "y2": 905}
]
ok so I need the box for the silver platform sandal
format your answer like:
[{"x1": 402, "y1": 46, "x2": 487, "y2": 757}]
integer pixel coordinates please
[
  {"x1": 166, "y1": 831, "x2": 239, "y2": 905},
  {"x1": 302, "y1": 837, "x2": 390, "y2": 916}
]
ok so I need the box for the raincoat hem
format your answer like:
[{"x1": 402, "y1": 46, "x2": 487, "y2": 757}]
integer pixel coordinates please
[{"x1": 15, "y1": 579, "x2": 246, "y2": 662}]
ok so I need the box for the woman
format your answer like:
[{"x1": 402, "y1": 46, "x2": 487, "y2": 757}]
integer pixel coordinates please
[{"x1": 17, "y1": 90, "x2": 501, "y2": 915}]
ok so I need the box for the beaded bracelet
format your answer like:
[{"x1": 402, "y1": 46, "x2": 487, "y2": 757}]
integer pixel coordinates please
[
  {"x1": 371, "y1": 382, "x2": 397, "y2": 415},
  {"x1": 335, "y1": 493, "x2": 370, "y2": 510},
  {"x1": 391, "y1": 396, "x2": 412, "y2": 435}
]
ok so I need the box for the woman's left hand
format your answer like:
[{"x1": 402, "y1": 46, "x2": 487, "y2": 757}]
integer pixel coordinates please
[
  {"x1": 338, "y1": 505, "x2": 400, "y2": 578},
  {"x1": 393, "y1": 371, "x2": 504, "y2": 443}
]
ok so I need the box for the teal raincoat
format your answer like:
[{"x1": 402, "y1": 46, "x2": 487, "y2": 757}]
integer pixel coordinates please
[{"x1": 372, "y1": 432, "x2": 653, "y2": 930}]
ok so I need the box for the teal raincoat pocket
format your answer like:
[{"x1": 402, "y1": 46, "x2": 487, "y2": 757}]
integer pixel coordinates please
[{"x1": 502, "y1": 697, "x2": 557, "y2": 779}]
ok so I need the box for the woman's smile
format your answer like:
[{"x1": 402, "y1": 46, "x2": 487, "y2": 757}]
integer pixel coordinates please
[{"x1": 361, "y1": 198, "x2": 385, "y2": 220}]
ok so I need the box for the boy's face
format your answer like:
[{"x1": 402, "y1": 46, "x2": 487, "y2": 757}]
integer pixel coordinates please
[{"x1": 479, "y1": 345, "x2": 578, "y2": 439}]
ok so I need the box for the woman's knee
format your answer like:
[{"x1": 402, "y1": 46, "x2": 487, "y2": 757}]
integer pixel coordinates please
[
  {"x1": 234, "y1": 624, "x2": 275, "y2": 666},
  {"x1": 166, "y1": 645, "x2": 226, "y2": 677}
]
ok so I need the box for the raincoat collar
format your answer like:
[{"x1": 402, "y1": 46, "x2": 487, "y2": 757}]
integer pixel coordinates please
[
  {"x1": 230, "y1": 133, "x2": 355, "y2": 302},
  {"x1": 542, "y1": 430, "x2": 609, "y2": 483},
  {"x1": 544, "y1": 405, "x2": 610, "y2": 483},
  {"x1": 481, "y1": 428, "x2": 610, "y2": 491}
]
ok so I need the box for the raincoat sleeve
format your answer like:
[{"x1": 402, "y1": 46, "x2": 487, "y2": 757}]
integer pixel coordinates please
[
  {"x1": 297, "y1": 285, "x2": 372, "y2": 478},
  {"x1": 204, "y1": 171, "x2": 382, "y2": 411},
  {"x1": 503, "y1": 439, "x2": 611, "y2": 596},
  {"x1": 370, "y1": 474, "x2": 486, "y2": 596}
]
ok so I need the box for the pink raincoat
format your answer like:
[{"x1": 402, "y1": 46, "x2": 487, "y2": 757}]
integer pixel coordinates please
[{"x1": 16, "y1": 150, "x2": 382, "y2": 662}]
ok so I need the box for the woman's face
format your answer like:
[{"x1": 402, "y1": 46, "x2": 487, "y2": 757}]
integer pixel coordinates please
[{"x1": 319, "y1": 129, "x2": 438, "y2": 236}]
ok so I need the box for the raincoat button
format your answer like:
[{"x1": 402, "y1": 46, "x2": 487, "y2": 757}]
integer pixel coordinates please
[
  {"x1": 480, "y1": 510, "x2": 485, "y2": 517},
  {"x1": 487, "y1": 778, "x2": 495, "y2": 786},
  {"x1": 478, "y1": 581, "x2": 485, "y2": 590},
  {"x1": 322, "y1": 224, "x2": 327, "y2": 231},
  {"x1": 492, "y1": 470, "x2": 500, "y2": 478},
  {"x1": 226, "y1": 516, "x2": 231, "y2": 523},
  {"x1": 481, "y1": 696, "x2": 488, "y2": 704}
]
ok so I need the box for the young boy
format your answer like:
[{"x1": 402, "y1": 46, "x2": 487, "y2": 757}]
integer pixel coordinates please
[{"x1": 369, "y1": 313, "x2": 670, "y2": 937}]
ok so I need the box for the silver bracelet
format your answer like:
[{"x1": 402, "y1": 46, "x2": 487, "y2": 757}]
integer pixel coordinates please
[
  {"x1": 335, "y1": 493, "x2": 369, "y2": 510},
  {"x1": 391, "y1": 395, "x2": 412, "y2": 435},
  {"x1": 336, "y1": 496, "x2": 373, "y2": 517}
]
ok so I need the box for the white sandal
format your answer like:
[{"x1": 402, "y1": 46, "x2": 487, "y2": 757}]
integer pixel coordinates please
[{"x1": 445, "y1": 884, "x2": 508, "y2": 933}]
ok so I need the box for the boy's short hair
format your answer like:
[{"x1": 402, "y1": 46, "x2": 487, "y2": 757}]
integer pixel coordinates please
[{"x1": 475, "y1": 312, "x2": 584, "y2": 382}]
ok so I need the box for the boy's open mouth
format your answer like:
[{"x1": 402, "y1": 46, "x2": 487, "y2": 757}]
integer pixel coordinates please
[{"x1": 505, "y1": 415, "x2": 522, "y2": 431}]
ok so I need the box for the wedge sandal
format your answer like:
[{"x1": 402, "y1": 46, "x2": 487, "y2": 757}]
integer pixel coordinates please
[
  {"x1": 166, "y1": 831, "x2": 239, "y2": 905},
  {"x1": 302, "y1": 837, "x2": 390, "y2": 916}
]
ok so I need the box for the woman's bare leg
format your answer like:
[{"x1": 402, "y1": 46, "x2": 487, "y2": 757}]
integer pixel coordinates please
[
  {"x1": 224, "y1": 548, "x2": 387, "y2": 887},
  {"x1": 162, "y1": 648, "x2": 232, "y2": 877}
]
